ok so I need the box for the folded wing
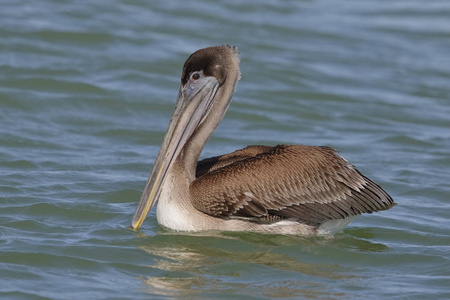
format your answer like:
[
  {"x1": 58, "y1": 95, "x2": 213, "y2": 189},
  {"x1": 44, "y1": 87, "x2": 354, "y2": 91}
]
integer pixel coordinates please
[{"x1": 192, "y1": 145, "x2": 395, "y2": 226}]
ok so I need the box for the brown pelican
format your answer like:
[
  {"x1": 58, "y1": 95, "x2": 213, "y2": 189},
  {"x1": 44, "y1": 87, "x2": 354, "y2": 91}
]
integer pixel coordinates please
[{"x1": 130, "y1": 45, "x2": 395, "y2": 235}]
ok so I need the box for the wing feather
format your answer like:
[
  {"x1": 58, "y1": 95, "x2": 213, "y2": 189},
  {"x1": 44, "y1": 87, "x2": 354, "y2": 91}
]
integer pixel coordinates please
[{"x1": 191, "y1": 145, "x2": 395, "y2": 226}]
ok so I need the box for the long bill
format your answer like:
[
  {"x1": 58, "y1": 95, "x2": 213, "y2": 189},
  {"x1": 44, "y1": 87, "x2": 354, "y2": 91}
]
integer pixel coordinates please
[{"x1": 130, "y1": 76, "x2": 219, "y2": 229}]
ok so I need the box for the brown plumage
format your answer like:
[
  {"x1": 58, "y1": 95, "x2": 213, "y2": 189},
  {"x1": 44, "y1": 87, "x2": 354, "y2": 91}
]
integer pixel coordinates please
[
  {"x1": 193, "y1": 144, "x2": 394, "y2": 227},
  {"x1": 130, "y1": 45, "x2": 396, "y2": 234}
]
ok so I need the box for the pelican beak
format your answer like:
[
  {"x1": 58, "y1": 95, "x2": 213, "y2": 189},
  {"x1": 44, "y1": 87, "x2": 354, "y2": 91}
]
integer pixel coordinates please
[{"x1": 130, "y1": 75, "x2": 219, "y2": 230}]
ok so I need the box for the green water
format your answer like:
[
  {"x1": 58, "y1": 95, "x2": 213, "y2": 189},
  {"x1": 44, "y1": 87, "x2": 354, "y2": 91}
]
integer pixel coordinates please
[{"x1": 1, "y1": 1, "x2": 449, "y2": 299}]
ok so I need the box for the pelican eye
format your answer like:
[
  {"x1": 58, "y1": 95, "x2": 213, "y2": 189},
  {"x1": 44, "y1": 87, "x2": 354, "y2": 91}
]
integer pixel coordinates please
[{"x1": 191, "y1": 72, "x2": 201, "y2": 81}]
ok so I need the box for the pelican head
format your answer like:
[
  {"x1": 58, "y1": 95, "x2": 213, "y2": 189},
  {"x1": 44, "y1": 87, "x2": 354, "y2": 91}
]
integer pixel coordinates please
[{"x1": 130, "y1": 45, "x2": 241, "y2": 229}]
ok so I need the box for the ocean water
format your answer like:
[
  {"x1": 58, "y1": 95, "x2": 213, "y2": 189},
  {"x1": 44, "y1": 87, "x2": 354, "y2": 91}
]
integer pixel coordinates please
[{"x1": 1, "y1": 0, "x2": 449, "y2": 299}]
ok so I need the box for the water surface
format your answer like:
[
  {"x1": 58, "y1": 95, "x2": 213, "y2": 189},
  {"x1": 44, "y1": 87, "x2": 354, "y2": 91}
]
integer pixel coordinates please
[{"x1": 1, "y1": 1, "x2": 449, "y2": 299}]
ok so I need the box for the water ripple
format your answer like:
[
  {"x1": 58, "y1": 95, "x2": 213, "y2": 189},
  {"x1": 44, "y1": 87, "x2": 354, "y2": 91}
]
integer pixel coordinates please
[{"x1": 1, "y1": 0, "x2": 450, "y2": 299}]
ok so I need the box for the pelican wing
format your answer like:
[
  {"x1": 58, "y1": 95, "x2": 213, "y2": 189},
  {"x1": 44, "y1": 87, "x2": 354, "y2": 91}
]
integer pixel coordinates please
[
  {"x1": 191, "y1": 145, "x2": 395, "y2": 226},
  {"x1": 196, "y1": 145, "x2": 273, "y2": 177}
]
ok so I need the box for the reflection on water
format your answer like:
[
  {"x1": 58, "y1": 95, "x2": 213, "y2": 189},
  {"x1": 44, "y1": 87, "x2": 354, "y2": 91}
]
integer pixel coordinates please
[
  {"x1": 137, "y1": 231, "x2": 389, "y2": 298},
  {"x1": 2, "y1": 0, "x2": 450, "y2": 298}
]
